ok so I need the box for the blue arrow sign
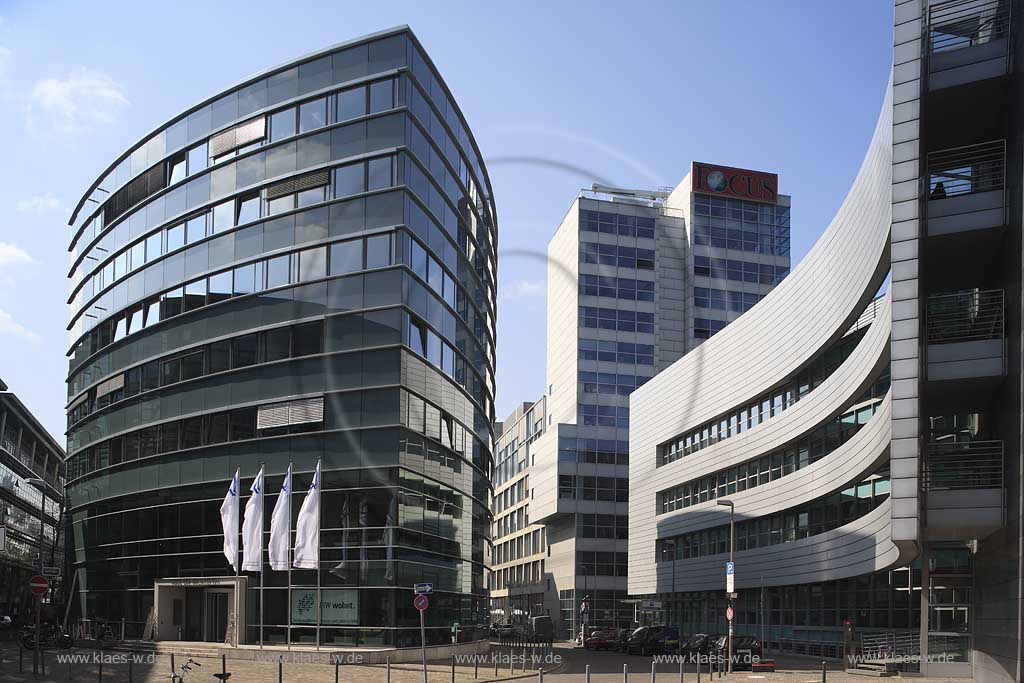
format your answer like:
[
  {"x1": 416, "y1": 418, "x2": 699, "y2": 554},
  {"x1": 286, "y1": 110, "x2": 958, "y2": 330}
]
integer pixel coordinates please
[{"x1": 414, "y1": 582, "x2": 433, "y2": 595}]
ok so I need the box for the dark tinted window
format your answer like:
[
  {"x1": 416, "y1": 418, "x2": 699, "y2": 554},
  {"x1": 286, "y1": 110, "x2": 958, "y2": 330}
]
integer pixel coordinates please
[
  {"x1": 292, "y1": 321, "x2": 323, "y2": 356},
  {"x1": 233, "y1": 333, "x2": 258, "y2": 367},
  {"x1": 263, "y1": 327, "x2": 291, "y2": 362},
  {"x1": 209, "y1": 340, "x2": 231, "y2": 373},
  {"x1": 181, "y1": 351, "x2": 204, "y2": 380}
]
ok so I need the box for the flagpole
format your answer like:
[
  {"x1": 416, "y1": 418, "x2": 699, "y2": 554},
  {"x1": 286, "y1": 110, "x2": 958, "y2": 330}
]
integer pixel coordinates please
[
  {"x1": 235, "y1": 468, "x2": 241, "y2": 648},
  {"x1": 259, "y1": 463, "x2": 265, "y2": 649},
  {"x1": 287, "y1": 461, "x2": 292, "y2": 651},
  {"x1": 315, "y1": 459, "x2": 322, "y2": 651}
]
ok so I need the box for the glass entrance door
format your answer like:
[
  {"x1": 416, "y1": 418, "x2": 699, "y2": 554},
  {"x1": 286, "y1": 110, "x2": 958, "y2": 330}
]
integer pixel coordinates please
[{"x1": 203, "y1": 591, "x2": 229, "y2": 643}]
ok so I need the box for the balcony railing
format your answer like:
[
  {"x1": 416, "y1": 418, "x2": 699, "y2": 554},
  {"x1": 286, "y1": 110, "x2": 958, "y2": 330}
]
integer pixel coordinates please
[
  {"x1": 926, "y1": 140, "x2": 1006, "y2": 199},
  {"x1": 926, "y1": 289, "x2": 1004, "y2": 344},
  {"x1": 929, "y1": 0, "x2": 1011, "y2": 54},
  {"x1": 923, "y1": 440, "x2": 1003, "y2": 490}
]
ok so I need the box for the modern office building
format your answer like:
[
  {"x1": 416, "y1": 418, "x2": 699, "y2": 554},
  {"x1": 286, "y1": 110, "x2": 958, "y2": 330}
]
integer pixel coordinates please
[
  {"x1": 488, "y1": 397, "x2": 548, "y2": 624},
  {"x1": 629, "y1": 2, "x2": 1024, "y2": 680},
  {"x1": 0, "y1": 378, "x2": 65, "y2": 621},
  {"x1": 63, "y1": 27, "x2": 497, "y2": 647},
  {"x1": 505, "y1": 173, "x2": 791, "y2": 638}
]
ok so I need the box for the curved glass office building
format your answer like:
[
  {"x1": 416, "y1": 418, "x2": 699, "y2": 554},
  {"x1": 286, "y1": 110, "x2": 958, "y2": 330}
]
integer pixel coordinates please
[{"x1": 64, "y1": 27, "x2": 496, "y2": 647}]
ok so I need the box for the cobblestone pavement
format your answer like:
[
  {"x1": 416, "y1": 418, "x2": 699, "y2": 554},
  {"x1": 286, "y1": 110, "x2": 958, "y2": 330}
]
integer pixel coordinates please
[{"x1": 0, "y1": 642, "x2": 971, "y2": 683}]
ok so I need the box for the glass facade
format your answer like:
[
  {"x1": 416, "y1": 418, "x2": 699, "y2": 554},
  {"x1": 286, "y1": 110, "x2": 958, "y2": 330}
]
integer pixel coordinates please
[
  {"x1": 0, "y1": 387, "x2": 65, "y2": 622},
  {"x1": 64, "y1": 29, "x2": 496, "y2": 647}
]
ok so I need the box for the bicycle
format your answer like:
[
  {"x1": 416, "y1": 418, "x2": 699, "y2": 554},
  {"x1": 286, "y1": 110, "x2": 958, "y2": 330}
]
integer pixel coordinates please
[{"x1": 171, "y1": 657, "x2": 232, "y2": 682}]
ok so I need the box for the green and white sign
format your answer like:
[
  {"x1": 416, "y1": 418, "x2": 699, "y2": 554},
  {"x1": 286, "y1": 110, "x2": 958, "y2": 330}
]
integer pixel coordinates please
[{"x1": 291, "y1": 589, "x2": 358, "y2": 625}]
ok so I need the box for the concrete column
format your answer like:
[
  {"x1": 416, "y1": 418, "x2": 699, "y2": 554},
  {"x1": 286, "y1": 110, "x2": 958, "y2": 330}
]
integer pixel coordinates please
[{"x1": 919, "y1": 544, "x2": 929, "y2": 675}]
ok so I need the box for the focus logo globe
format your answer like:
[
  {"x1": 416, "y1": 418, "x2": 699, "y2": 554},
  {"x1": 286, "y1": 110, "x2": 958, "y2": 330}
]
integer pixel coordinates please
[{"x1": 706, "y1": 170, "x2": 728, "y2": 192}]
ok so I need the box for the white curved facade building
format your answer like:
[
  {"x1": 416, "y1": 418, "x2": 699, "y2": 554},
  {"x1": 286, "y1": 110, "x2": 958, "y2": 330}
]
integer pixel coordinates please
[{"x1": 629, "y1": 1, "x2": 1024, "y2": 678}]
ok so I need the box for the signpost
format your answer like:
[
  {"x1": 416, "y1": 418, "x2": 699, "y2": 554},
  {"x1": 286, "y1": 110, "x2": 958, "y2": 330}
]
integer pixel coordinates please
[
  {"x1": 725, "y1": 562, "x2": 735, "y2": 674},
  {"x1": 414, "y1": 592, "x2": 429, "y2": 683},
  {"x1": 30, "y1": 575, "x2": 47, "y2": 676}
]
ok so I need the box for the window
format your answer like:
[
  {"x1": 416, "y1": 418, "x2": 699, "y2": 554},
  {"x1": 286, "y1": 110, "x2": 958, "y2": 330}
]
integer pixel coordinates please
[
  {"x1": 334, "y1": 163, "x2": 364, "y2": 197},
  {"x1": 330, "y1": 240, "x2": 362, "y2": 274},
  {"x1": 267, "y1": 194, "x2": 295, "y2": 216},
  {"x1": 293, "y1": 321, "x2": 323, "y2": 356},
  {"x1": 168, "y1": 154, "x2": 187, "y2": 184},
  {"x1": 299, "y1": 98, "x2": 327, "y2": 133},
  {"x1": 207, "y1": 271, "x2": 232, "y2": 304},
  {"x1": 181, "y1": 351, "x2": 203, "y2": 380},
  {"x1": 161, "y1": 358, "x2": 181, "y2": 385},
  {"x1": 266, "y1": 254, "x2": 290, "y2": 288},
  {"x1": 366, "y1": 234, "x2": 391, "y2": 268},
  {"x1": 186, "y1": 214, "x2": 207, "y2": 244},
  {"x1": 184, "y1": 279, "x2": 206, "y2": 312},
  {"x1": 263, "y1": 327, "x2": 290, "y2": 362},
  {"x1": 209, "y1": 340, "x2": 230, "y2": 373},
  {"x1": 337, "y1": 86, "x2": 366, "y2": 121},
  {"x1": 161, "y1": 287, "x2": 183, "y2": 318},
  {"x1": 233, "y1": 333, "x2": 258, "y2": 368},
  {"x1": 237, "y1": 193, "x2": 261, "y2": 224},
  {"x1": 298, "y1": 247, "x2": 327, "y2": 281},
  {"x1": 368, "y1": 156, "x2": 393, "y2": 190},
  {"x1": 270, "y1": 107, "x2": 296, "y2": 142},
  {"x1": 187, "y1": 143, "x2": 208, "y2": 175},
  {"x1": 369, "y1": 79, "x2": 394, "y2": 113},
  {"x1": 212, "y1": 201, "x2": 233, "y2": 234},
  {"x1": 233, "y1": 263, "x2": 256, "y2": 295},
  {"x1": 166, "y1": 223, "x2": 185, "y2": 252}
]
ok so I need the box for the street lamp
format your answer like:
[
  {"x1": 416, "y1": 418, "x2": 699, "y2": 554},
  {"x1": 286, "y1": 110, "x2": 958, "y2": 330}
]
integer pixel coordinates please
[
  {"x1": 25, "y1": 477, "x2": 47, "y2": 676},
  {"x1": 717, "y1": 499, "x2": 735, "y2": 674}
]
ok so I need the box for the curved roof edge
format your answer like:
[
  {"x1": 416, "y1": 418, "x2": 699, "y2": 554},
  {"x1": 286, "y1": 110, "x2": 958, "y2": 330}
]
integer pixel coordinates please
[{"x1": 68, "y1": 25, "x2": 498, "y2": 235}]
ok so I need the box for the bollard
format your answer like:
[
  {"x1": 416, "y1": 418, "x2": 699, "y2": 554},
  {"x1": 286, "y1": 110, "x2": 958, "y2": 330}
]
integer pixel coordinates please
[
  {"x1": 495, "y1": 651, "x2": 499, "y2": 677},
  {"x1": 697, "y1": 657, "x2": 701, "y2": 683},
  {"x1": 475, "y1": 657, "x2": 479, "y2": 679},
  {"x1": 624, "y1": 662, "x2": 629, "y2": 683},
  {"x1": 279, "y1": 655, "x2": 283, "y2": 683},
  {"x1": 128, "y1": 655, "x2": 133, "y2": 683},
  {"x1": 538, "y1": 667, "x2": 544, "y2": 683},
  {"x1": 509, "y1": 649, "x2": 514, "y2": 673},
  {"x1": 821, "y1": 661, "x2": 827, "y2": 683},
  {"x1": 98, "y1": 656, "x2": 103, "y2": 683},
  {"x1": 223, "y1": 654, "x2": 228, "y2": 683},
  {"x1": 452, "y1": 655, "x2": 456, "y2": 683},
  {"x1": 651, "y1": 660, "x2": 656, "y2": 683},
  {"x1": 586, "y1": 664, "x2": 591, "y2": 683},
  {"x1": 522, "y1": 648, "x2": 527, "y2": 672},
  {"x1": 171, "y1": 653, "x2": 175, "y2": 680},
  {"x1": 335, "y1": 654, "x2": 340, "y2": 683},
  {"x1": 679, "y1": 659, "x2": 684, "y2": 683},
  {"x1": 388, "y1": 656, "x2": 392, "y2": 683}
]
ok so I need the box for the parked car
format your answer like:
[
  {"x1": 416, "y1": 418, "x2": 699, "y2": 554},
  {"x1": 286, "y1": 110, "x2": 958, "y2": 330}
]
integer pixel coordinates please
[
  {"x1": 627, "y1": 626, "x2": 680, "y2": 656},
  {"x1": 583, "y1": 628, "x2": 619, "y2": 650},
  {"x1": 679, "y1": 633, "x2": 718, "y2": 661},
  {"x1": 709, "y1": 635, "x2": 763, "y2": 670}
]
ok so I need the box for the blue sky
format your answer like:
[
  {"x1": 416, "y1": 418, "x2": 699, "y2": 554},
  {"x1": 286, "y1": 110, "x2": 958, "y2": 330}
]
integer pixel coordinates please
[{"x1": 0, "y1": 0, "x2": 893, "y2": 441}]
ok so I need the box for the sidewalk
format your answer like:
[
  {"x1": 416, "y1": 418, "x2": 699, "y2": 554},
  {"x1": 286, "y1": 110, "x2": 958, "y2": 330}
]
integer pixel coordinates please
[{"x1": 0, "y1": 641, "x2": 557, "y2": 683}]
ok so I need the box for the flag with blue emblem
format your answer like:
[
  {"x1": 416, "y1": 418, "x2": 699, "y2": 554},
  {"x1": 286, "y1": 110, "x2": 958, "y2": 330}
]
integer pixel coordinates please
[
  {"x1": 220, "y1": 467, "x2": 240, "y2": 572},
  {"x1": 268, "y1": 464, "x2": 292, "y2": 571},
  {"x1": 292, "y1": 460, "x2": 321, "y2": 569},
  {"x1": 241, "y1": 466, "x2": 264, "y2": 572}
]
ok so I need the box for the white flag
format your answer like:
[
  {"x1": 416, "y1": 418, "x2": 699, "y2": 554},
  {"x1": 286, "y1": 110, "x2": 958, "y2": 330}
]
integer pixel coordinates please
[
  {"x1": 268, "y1": 464, "x2": 292, "y2": 571},
  {"x1": 292, "y1": 461, "x2": 321, "y2": 569},
  {"x1": 241, "y1": 466, "x2": 264, "y2": 572},
  {"x1": 220, "y1": 468, "x2": 240, "y2": 572}
]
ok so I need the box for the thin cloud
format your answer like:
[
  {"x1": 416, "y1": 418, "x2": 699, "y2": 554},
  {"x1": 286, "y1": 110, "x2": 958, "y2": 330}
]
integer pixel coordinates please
[
  {"x1": 0, "y1": 309, "x2": 39, "y2": 341},
  {"x1": 15, "y1": 192, "x2": 62, "y2": 214},
  {"x1": 502, "y1": 279, "x2": 545, "y2": 301},
  {"x1": 0, "y1": 242, "x2": 32, "y2": 267},
  {"x1": 27, "y1": 68, "x2": 129, "y2": 135}
]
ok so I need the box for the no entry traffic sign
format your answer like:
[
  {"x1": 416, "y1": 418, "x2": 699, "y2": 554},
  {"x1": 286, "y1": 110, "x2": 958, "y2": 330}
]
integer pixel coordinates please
[
  {"x1": 414, "y1": 594, "x2": 429, "y2": 611},
  {"x1": 29, "y1": 575, "x2": 48, "y2": 596}
]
